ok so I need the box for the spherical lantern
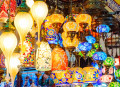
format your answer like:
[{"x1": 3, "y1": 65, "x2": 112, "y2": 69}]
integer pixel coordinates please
[
  {"x1": 100, "y1": 75, "x2": 113, "y2": 83},
  {"x1": 96, "y1": 24, "x2": 110, "y2": 33},
  {"x1": 103, "y1": 57, "x2": 114, "y2": 66},
  {"x1": 72, "y1": 67, "x2": 85, "y2": 84},
  {"x1": 85, "y1": 36, "x2": 96, "y2": 44},
  {"x1": 52, "y1": 48, "x2": 68, "y2": 71},
  {"x1": 76, "y1": 14, "x2": 92, "y2": 30},
  {"x1": 26, "y1": 0, "x2": 34, "y2": 8},
  {"x1": 108, "y1": 82, "x2": 120, "y2": 87},
  {"x1": 14, "y1": 12, "x2": 33, "y2": 56},
  {"x1": 63, "y1": 22, "x2": 79, "y2": 32},
  {"x1": 36, "y1": 41, "x2": 52, "y2": 71},
  {"x1": 115, "y1": 69, "x2": 120, "y2": 77},
  {"x1": 9, "y1": 53, "x2": 20, "y2": 87},
  {"x1": 93, "y1": 52, "x2": 107, "y2": 61},
  {"x1": 0, "y1": 32, "x2": 17, "y2": 83},
  {"x1": 83, "y1": 67, "x2": 99, "y2": 83},
  {"x1": 78, "y1": 42, "x2": 92, "y2": 51}
]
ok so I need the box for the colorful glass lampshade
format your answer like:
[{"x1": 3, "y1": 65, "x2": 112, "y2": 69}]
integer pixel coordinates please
[
  {"x1": 52, "y1": 48, "x2": 68, "y2": 71},
  {"x1": 72, "y1": 67, "x2": 85, "y2": 84},
  {"x1": 115, "y1": 69, "x2": 120, "y2": 77},
  {"x1": 83, "y1": 67, "x2": 99, "y2": 83},
  {"x1": 26, "y1": 0, "x2": 34, "y2": 8},
  {"x1": 115, "y1": 58, "x2": 120, "y2": 66},
  {"x1": 93, "y1": 52, "x2": 107, "y2": 61},
  {"x1": 51, "y1": 70, "x2": 72, "y2": 85},
  {"x1": 63, "y1": 37, "x2": 79, "y2": 48},
  {"x1": 63, "y1": 22, "x2": 79, "y2": 32},
  {"x1": 77, "y1": 42, "x2": 92, "y2": 51},
  {"x1": 108, "y1": 82, "x2": 120, "y2": 87},
  {"x1": 102, "y1": 67, "x2": 113, "y2": 74},
  {"x1": 36, "y1": 41, "x2": 52, "y2": 71},
  {"x1": 76, "y1": 14, "x2": 92, "y2": 30},
  {"x1": 87, "y1": 49, "x2": 96, "y2": 57},
  {"x1": 85, "y1": 36, "x2": 96, "y2": 44},
  {"x1": 96, "y1": 24, "x2": 110, "y2": 33},
  {"x1": 100, "y1": 75, "x2": 113, "y2": 83},
  {"x1": 103, "y1": 57, "x2": 114, "y2": 66},
  {"x1": 50, "y1": 14, "x2": 64, "y2": 33}
]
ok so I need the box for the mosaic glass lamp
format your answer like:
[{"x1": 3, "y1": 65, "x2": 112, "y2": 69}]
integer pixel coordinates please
[
  {"x1": 85, "y1": 35, "x2": 96, "y2": 44},
  {"x1": 93, "y1": 52, "x2": 107, "y2": 61},
  {"x1": 96, "y1": 24, "x2": 110, "y2": 33}
]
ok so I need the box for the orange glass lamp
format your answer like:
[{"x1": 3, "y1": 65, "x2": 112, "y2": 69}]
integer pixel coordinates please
[
  {"x1": 76, "y1": 14, "x2": 92, "y2": 30},
  {"x1": 52, "y1": 48, "x2": 68, "y2": 71},
  {"x1": 0, "y1": 32, "x2": 17, "y2": 83},
  {"x1": 72, "y1": 67, "x2": 85, "y2": 85},
  {"x1": 50, "y1": 14, "x2": 64, "y2": 33},
  {"x1": 100, "y1": 75, "x2": 113, "y2": 83},
  {"x1": 83, "y1": 67, "x2": 99, "y2": 83}
]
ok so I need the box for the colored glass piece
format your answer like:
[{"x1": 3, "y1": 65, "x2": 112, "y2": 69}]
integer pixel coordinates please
[
  {"x1": 93, "y1": 52, "x2": 107, "y2": 61},
  {"x1": 78, "y1": 42, "x2": 92, "y2": 51},
  {"x1": 85, "y1": 36, "x2": 96, "y2": 44},
  {"x1": 96, "y1": 24, "x2": 110, "y2": 33}
]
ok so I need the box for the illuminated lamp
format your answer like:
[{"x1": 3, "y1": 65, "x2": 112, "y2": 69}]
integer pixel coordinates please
[
  {"x1": 50, "y1": 14, "x2": 64, "y2": 33},
  {"x1": 83, "y1": 67, "x2": 99, "y2": 83},
  {"x1": 102, "y1": 67, "x2": 113, "y2": 74},
  {"x1": 93, "y1": 52, "x2": 107, "y2": 61},
  {"x1": 52, "y1": 48, "x2": 68, "y2": 71},
  {"x1": 108, "y1": 82, "x2": 120, "y2": 87},
  {"x1": 115, "y1": 69, "x2": 120, "y2": 77},
  {"x1": 100, "y1": 75, "x2": 113, "y2": 83},
  {"x1": 36, "y1": 41, "x2": 52, "y2": 71},
  {"x1": 72, "y1": 67, "x2": 85, "y2": 84},
  {"x1": 76, "y1": 14, "x2": 92, "y2": 30},
  {"x1": 26, "y1": 0, "x2": 34, "y2": 8},
  {"x1": 0, "y1": 32, "x2": 17, "y2": 83},
  {"x1": 115, "y1": 57, "x2": 120, "y2": 66},
  {"x1": 96, "y1": 24, "x2": 110, "y2": 33},
  {"x1": 9, "y1": 53, "x2": 20, "y2": 87},
  {"x1": 103, "y1": 57, "x2": 114, "y2": 66},
  {"x1": 85, "y1": 36, "x2": 96, "y2": 44},
  {"x1": 87, "y1": 49, "x2": 96, "y2": 57},
  {"x1": 77, "y1": 42, "x2": 92, "y2": 51}
]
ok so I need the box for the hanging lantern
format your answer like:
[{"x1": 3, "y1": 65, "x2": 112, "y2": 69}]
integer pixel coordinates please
[
  {"x1": 93, "y1": 52, "x2": 107, "y2": 61},
  {"x1": 100, "y1": 75, "x2": 113, "y2": 83},
  {"x1": 63, "y1": 37, "x2": 79, "y2": 48},
  {"x1": 76, "y1": 14, "x2": 92, "y2": 30},
  {"x1": 103, "y1": 57, "x2": 114, "y2": 66},
  {"x1": 102, "y1": 67, "x2": 113, "y2": 74},
  {"x1": 36, "y1": 41, "x2": 52, "y2": 71},
  {"x1": 108, "y1": 82, "x2": 120, "y2": 87},
  {"x1": 83, "y1": 67, "x2": 99, "y2": 83},
  {"x1": 9, "y1": 53, "x2": 21, "y2": 87},
  {"x1": 96, "y1": 24, "x2": 110, "y2": 33},
  {"x1": 26, "y1": 0, "x2": 34, "y2": 8},
  {"x1": 63, "y1": 22, "x2": 79, "y2": 32},
  {"x1": 52, "y1": 48, "x2": 68, "y2": 71},
  {"x1": 87, "y1": 49, "x2": 96, "y2": 57},
  {"x1": 115, "y1": 57, "x2": 120, "y2": 66},
  {"x1": 115, "y1": 69, "x2": 120, "y2": 77},
  {"x1": 85, "y1": 36, "x2": 96, "y2": 44},
  {"x1": 50, "y1": 14, "x2": 64, "y2": 33},
  {"x1": 0, "y1": 32, "x2": 17, "y2": 83},
  {"x1": 72, "y1": 67, "x2": 85, "y2": 84},
  {"x1": 77, "y1": 42, "x2": 92, "y2": 51}
]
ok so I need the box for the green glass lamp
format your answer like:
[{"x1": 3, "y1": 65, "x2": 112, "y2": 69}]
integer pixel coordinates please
[{"x1": 108, "y1": 82, "x2": 120, "y2": 87}]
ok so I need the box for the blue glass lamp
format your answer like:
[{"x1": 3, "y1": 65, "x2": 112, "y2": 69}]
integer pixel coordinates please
[
  {"x1": 78, "y1": 42, "x2": 92, "y2": 51},
  {"x1": 85, "y1": 36, "x2": 96, "y2": 44},
  {"x1": 96, "y1": 24, "x2": 110, "y2": 33},
  {"x1": 93, "y1": 52, "x2": 107, "y2": 61}
]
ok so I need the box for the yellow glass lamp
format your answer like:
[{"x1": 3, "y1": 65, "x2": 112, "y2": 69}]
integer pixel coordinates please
[
  {"x1": 30, "y1": 0, "x2": 48, "y2": 45},
  {"x1": 76, "y1": 14, "x2": 92, "y2": 30},
  {"x1": 9, "y1": 53, "x2": 21, "y2": 87},
  {"x1": 36, "y1": 41, "x2": 52, "y2": 71},
  {"x1": 50, "y1": 14, "x2": 64, "y2": 33},
  {"x1": 61, "y1": 32, "x2": 67, "y2": 39},
  {"x1": 14, "y1": 12, "x2": 33, "y2": 62},
  {"x1": 83, "y1": 67, "x2": 99, "y2": 83},
  {"x1": 63, "y1": 36, "x2": 79, "y2": 48},
  {"x1": 0, "y1": 32, "x2": 17, "y2": 83},
  {"x1": 63, "y1": 21, "x2": 79, "y2": 32}
]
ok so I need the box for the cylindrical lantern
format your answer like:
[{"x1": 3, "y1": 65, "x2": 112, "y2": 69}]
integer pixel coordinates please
[
  {"x1": 83, "y1": 67, "x2": 99, "y2": 83},
  {"x1": 0, "y1": 32, "x2": 17, "y2": 83},
  {"x1": 100, "y1": 75, "x2": 113, "y2": 83},
  {"x1": 9, "y1": 53, "x2": 20, "y2": 87},
  {"x1": 72, "y1": 67, "x2": 85, "y2": 84},
  {"x1": 52, "y1": 48, "x2": 68, "y2": 71},
  {"x1": 36, "y1": 41, "x2": 51, "y2": 71}
]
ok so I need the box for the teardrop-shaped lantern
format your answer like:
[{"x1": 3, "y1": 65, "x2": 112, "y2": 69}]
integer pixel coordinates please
[
  {"x1": 52, "y1": 48, "x2": 68, "y2": 71},
  {"x1": 36, "y1": 41, "x2": 52, "y2": 71}
]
